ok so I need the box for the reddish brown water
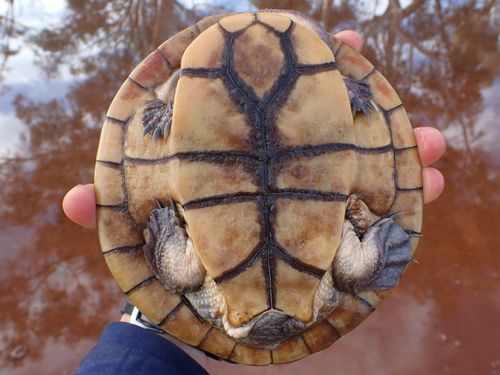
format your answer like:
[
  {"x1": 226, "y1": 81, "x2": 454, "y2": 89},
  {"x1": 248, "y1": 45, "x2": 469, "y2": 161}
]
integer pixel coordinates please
[{"x1": 0, "y1": 1, "x2": 498, "y2": 374}]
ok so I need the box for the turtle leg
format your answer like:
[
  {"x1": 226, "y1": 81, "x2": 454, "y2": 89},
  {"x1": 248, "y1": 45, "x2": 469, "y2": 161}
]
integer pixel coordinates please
[
  {"x1": 142, "y1": 100, "x2": 173, "y2": 142},
  {"x1": 343, "y1": 76, "x2": 376, "y2": 118},
  {"x1": 332, "y1": 195, "x2": 412, "y2": 294},
  {"x1": 143, "y1": 200, "x2": 206, "y2": 293},
  {"x1": 142, "y1": 69, "x2": 181, "y2": 141}
]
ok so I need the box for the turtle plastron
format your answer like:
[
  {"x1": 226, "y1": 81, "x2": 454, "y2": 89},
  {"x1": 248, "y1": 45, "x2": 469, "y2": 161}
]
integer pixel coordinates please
[{"x1": 95, "y1": 9, "x2": 423, "y2": 365}]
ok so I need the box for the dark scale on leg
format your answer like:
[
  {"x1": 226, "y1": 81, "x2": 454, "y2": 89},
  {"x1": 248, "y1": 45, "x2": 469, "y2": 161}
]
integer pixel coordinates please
[
  {"x1": 346, "y1": 210, "x2": 366, "y2": 239},
  {"x1": 366, "y1": 218, "x2": 413, "y2": 290},
  {"x1": 142, "y1": 99, "x2": 173, "y2": 141},
  {"x1": 344, "y1": 76, "x2": 376, "y2": 118},
  {"x1": 241, "y1": 310, "x2": 306, "y2": 349},
  {"x1": 332, "y1": 196, "x2": 413, "y2": 294},
  {"x1": 143, "y1": 199, "x2": 206, "y2": 293}
]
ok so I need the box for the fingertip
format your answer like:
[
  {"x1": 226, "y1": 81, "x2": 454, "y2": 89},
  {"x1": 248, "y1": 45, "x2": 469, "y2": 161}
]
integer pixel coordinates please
[
  {"x1": 414, "y1": 127, "x2": 447, "y2": 167},
  {"x1": 423, "y1": 167, "x2": 445, "y2": 204},
  {"x1": 334, "y1": 30, "x2": 364, "y2": 52},
  {"x1": 62, "y1": 184, "x2": 96, "y2": 229}
]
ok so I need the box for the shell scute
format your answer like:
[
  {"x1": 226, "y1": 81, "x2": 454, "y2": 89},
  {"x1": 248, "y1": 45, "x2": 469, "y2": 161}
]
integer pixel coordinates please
[
  {"x1": 184, "y1": 202, "x2": 261, "y2": 277},
  {"x1": 104, "y1": 250, "x2": 152, "y2": 293},
  {"x1": 96, "y1": 119, "x2": 124, "y2": 163},
  {"x1": 129, "y1": 50, "x2": 172, "y2": 89},
  {"x1": 326, "y1": 294, "x2": 373, "y2": 335},
  {"x1": 274, "y1": 200, "x2": 345, "y2": 270},
  {"x1": 218, "y1": 260, "x2": 268, "y2": 326},
  {"x1": 127, "y1": 279, "x2": 181, "y2": 324},
  {"x1": 233, "y1": 23, "x2": 285, "y2": 98},
  {"x1": 275, "y1": 259, "x2": 320, "y2": 322},
  {"x1": 276, "y1": 72, "x2": 353, "y2": 146},
  {"x1": 276, "y1": 152, "x2": 355, "y2": 194},
  {"x1": 389, "y1": 106, "x2": 417, "y2": 149},
  {"x1": 157, "y1": 24, "x2": 200, "y2": 68},
  {"x1": 351, "y1": 151, "x2": 396, "y2": 215},
  {"x1": 124, "y1": 162, "x2": 174, "y2": 225},
  {"x1": 218, "y1": 13, "x2": 254, "y2": 33},
  {"x1": 396, "y1": 148, "x2": 423, "y2": 189},
  {"x1": 171, "y1": 161, "x2": 259, "y2": 204},
  {"x1": 198, "y1": 328, "x2": 236, "y2": 359},
  {"x1": 352, "y1": 110, "x2": 392, "y2": 148},
  {"x1": 256, "y1": 12, "x2": 292, "y2": 32},
  {"x1": 229, "y1": 343, "x2": 271, "y2": 365},
  {"x1": 196, "y1": 14, "x2": 226, "y2": 32},
  {"x1": 329, "y1": 35, "x2": 343, "y2": 54},
  {"x1": 367, "y1": 70, "x2": 402, "y2": 110},
  {"x1": 334, "y1": 41, "x2": 374, "y2": 79},
  {"x1": 94, "y1": 163, "x2": 124, "y2": 206},
  {"x1": 182, "y1": 25, "x2": 225, "y2": 69},
  {"x1": 170, "y1": 77, "x2": 253, "y2": 153},
  {"x1": 107, "y1": 79, "x2": 155, "y2": 121},
  {"x1": 290, "y1": 22, "x2": 334, "y2": 65},
  {"x1": 271, "y1": 335, "x2": 310, "y2": 364},
  {"x1": 160, "y1": 304, "x2": 211, "y2": 346},
  {"x1": 302, "y1": 320, "x2": 340, "y2": 353},
  {"x1": 97, "y1": 208, "x2": 143, "y2": 252},
  {"x1": 390, "y1": 190, "x2": 423, "y2": 234}
]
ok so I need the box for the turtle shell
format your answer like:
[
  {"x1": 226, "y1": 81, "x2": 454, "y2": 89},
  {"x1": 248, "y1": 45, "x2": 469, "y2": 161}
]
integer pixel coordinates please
[{"x1": 94, "y1": 11, "x2": 423, "y2": 365}]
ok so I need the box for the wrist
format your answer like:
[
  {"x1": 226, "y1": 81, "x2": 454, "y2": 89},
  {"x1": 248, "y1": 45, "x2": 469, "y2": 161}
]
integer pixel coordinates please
[
  {"x1": 118, "y1": 305, "x2": 209, "y2": 369},
  {"x1": 120, "y1": 313, "x2": 131, "y2": 323}
]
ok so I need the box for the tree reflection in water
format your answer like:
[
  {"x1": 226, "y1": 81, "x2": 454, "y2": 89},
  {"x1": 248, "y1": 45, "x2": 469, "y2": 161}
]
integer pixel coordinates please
[{"x1": 0, "y1": 0, "x2": 498, "y2": 373}]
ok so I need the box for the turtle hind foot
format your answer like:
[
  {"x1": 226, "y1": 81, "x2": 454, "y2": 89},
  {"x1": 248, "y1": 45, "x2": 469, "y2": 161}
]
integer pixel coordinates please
[
  {"x1": 143, "y1": 199, "x2": 205, "y2": 293},
  {"x1": 142, "y1": 100, "x2": 173, "y2": 142},
  {"x1": 363, "y1": 217, "x2": 413, "y2": 290},
  {"x1": 333, "y1": 196, "x2": 412, "y2": 294},
  {"x1": 344, "y1": 77, "x2": 376, "y2": 119}
]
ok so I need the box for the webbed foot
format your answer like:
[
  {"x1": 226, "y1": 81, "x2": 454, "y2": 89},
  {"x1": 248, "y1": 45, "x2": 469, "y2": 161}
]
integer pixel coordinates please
[
  {"x1": 143, "y1": 200, "x2": 205, "y2": 293},
  {"x1": 344, "y1": 77, "x2": 376, "y2": 118},
  {"x1": 142, "y1": 100, "x2": 173, "y2": 141},
  {"x1": 333, "y1": 195, "x2": 412, "y2": 294}
]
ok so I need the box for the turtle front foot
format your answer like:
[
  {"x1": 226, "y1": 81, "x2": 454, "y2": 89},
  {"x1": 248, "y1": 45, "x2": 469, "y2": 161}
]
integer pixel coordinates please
[
  {"x1": 344, "y1": 77, "x2": 376, "y2": 119},
  {"x1": 333, "y1": 195, "x2": 412, "y2": 294},
  {"x1": 142, "y1": 100, "x2": 173, "y2": 142},
  {"x1": 143, "y1": 200, "x2": 205, "y2": 293}
]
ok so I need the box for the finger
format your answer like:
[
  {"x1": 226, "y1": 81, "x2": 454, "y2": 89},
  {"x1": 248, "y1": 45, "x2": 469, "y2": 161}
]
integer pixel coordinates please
[
  {"x1": 334, "y1": 30, "x2": 363, "y2": 52},
  {"x1": 422, "y1": 167, "x2": 445, "y2": 204},
  {"x1": 414, "y1": 127, "x2": 446, "y2": 167},
  {"x1": 62, "y1": 184, "x2": 96, "y2": 229}
]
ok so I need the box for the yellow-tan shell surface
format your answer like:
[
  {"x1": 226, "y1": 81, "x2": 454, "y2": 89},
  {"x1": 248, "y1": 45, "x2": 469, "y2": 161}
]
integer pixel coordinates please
[{"x1": 94, "y1": 11, "x2": 422, "y2": 365}]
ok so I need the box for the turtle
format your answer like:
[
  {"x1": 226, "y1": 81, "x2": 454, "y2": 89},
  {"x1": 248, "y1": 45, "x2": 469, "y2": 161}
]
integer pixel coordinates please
[{"x1": 94, "y1": 10, "x2": 423, "y2": 365}]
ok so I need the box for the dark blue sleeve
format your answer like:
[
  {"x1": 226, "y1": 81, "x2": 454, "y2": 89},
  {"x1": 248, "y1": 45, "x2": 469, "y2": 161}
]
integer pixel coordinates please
[{"x1": 73, "y1": 322, "x2": 208, "y2": 375}]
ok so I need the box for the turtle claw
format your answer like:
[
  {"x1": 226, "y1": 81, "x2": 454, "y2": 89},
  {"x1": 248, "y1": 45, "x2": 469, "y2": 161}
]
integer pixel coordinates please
[
  {"x1": 142, "y1": 100, "x2": 173, "y2": 141},
  {"x1": 152, "y1": 126, "x2": 162, "y2": 142},
  {"x1": 344, "y1": 77, "x2": 376, "y2": 120},
  {"x1": 154, "y1": 198, "x2": 164, "y2": 209},
  {"x1": 143, "y1": 123, "x2": 155, "y2": 136}
]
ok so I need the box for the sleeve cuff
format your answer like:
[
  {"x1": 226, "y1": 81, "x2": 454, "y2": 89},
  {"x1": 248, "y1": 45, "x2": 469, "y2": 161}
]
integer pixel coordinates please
[{"x1": 73, "y1": 322, "x2": 208, "y2": 375}]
